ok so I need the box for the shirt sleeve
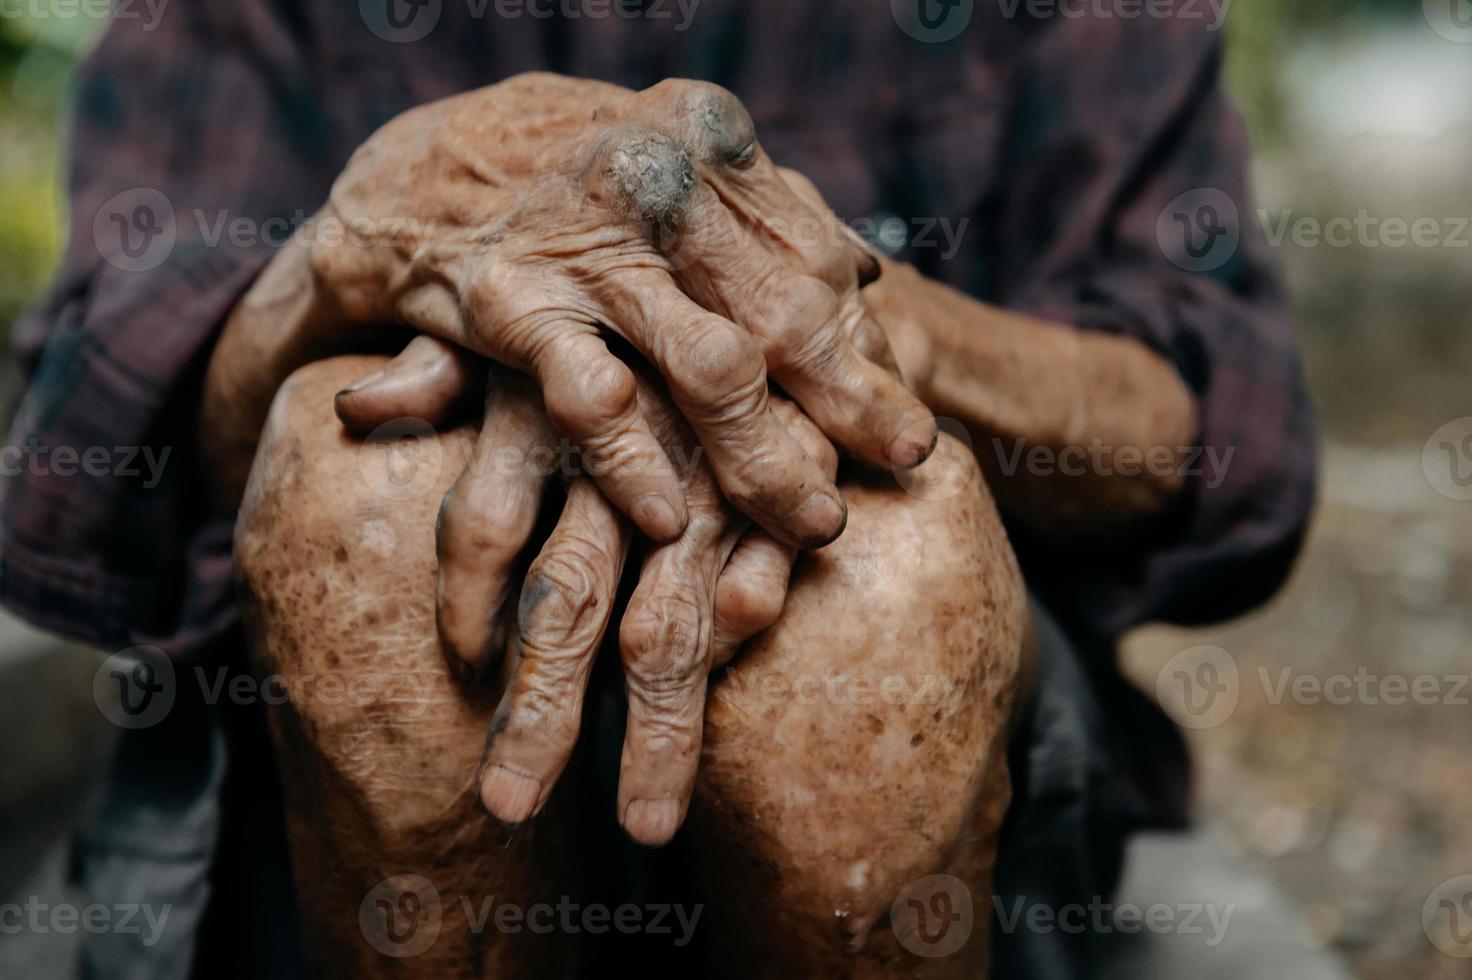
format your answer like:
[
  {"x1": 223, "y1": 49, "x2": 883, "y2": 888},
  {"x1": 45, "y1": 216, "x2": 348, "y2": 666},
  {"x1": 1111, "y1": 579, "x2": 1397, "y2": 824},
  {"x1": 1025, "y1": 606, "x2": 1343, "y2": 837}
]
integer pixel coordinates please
[
  {"x1": 0, "y1": 4, "x2": 341, "y2": 653},
  {"x1": 984, "y1": 17, "x2": 1318, "y2": 638}
]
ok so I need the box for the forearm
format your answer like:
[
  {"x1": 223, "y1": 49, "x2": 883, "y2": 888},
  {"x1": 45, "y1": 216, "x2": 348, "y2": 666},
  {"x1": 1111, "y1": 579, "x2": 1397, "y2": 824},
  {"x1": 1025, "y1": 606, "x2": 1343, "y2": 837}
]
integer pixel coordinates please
[
  {"x1": 200, "y1": 244, "x2": 337, "y2": 507},
  {"x1": 865, "y1": 260, "x2": 1199, "y2": 540}
]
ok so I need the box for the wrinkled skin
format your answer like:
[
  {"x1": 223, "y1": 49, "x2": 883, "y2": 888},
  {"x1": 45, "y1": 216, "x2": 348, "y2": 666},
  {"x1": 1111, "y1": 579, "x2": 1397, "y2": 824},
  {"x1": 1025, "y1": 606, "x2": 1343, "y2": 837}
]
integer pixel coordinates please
[
  {"x1": 204, "y1": 74, "x2": 936, "y2": 549},
  {"x1": 216, "y1": 69, "x2": 1197, "y2": 980},
  {"x1": 235, "y1": 357, "x2": 1026, "y2": 978}
]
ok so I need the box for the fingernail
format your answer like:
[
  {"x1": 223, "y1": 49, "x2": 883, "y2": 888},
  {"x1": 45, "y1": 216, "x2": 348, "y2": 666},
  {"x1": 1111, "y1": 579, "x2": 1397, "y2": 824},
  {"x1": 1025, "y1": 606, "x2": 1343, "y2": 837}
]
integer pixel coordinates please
[
  {"x1": 630, "y1": 493, "x2": 687, "y2": 542},
  {"x1": 480, "y1": 765, "x2": 541, "y2": 825},
  {"x1": 335, "y1": 367, "x2": 388, "y2": 399},
  {"x1": 888, "y1": 414, "x2": 938, "y2": 470},
  {"x1": 792, "y1": 489, "x2": 846, "y2": 548},
  {"x1": 623, "y1": 798, "x2": 682, "y2": 846}
]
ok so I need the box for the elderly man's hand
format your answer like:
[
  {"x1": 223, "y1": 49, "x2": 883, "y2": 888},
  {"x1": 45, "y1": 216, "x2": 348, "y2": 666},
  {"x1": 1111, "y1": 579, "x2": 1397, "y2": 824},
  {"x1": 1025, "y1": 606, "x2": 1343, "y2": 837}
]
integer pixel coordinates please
[
  {"x1": 337, "y1": 334, "x2": 829, "y2": 845},
  {"x1": 205, "y1": 73, "x2": 932, "y2": 549}
]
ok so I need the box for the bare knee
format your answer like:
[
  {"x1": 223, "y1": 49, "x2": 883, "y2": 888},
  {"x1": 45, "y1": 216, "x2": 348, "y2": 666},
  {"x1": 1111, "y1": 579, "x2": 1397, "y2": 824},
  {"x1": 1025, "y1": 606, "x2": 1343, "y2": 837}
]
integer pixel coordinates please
[
  {"x1": 234, "y1": 358, "x2": 579, "y2": 977},
  {"x1": 695, "y1": 437, "x2": 1026, "y2": 964}
]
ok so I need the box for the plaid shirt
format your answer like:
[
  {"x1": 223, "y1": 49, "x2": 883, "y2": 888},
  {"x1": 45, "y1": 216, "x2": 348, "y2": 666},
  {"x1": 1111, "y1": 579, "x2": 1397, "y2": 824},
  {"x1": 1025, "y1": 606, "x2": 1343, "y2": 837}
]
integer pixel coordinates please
[{"x1": 2, "y1": 1, "x2": 1314, "y2": 766}]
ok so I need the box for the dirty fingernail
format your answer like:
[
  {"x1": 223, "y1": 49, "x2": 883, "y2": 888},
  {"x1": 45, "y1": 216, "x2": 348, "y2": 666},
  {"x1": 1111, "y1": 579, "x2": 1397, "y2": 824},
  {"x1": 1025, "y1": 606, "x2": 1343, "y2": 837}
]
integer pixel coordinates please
[
  {"x1": 480, "y1": 765, "x2": 541, "y2": 825},
  {"x1": 336, "y1": 367, "x2": 388, "y2": 398},
  {"x1": 888, "y1": 414, "x2": 938, "y2": 470},
  {"x1": 623, "y1": 797, "x2": 682, "y2": 846},
  {"x1": 791, "y1": 489, "x2": 846, "y2": 548}
]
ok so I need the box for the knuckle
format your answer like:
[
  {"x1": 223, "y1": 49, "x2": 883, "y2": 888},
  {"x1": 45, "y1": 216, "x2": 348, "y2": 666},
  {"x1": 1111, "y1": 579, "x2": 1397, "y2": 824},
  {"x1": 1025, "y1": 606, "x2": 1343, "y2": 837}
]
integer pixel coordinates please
[
  {"x1": 761, "y1": 277, "x2": 842, "y2": 369},
  {"x1": 620, "y1": 592, "x2": 707, "y2": 688},
  {"x1": 679, "y1": 81, "x2": 757, "y2": 167},
  {"x1": 519, "y1": 552, "x2": 604, "y2": 635},
  {"x1": 717, "y1": 573, "x2": 786, "y2": 634},
  {"x1": 306, "y1": 240, "x2": 342, "y2": 288},
  {"x1": 438, "y1": 483, "x2": 533, "y2": 563},
  {"x1": 585, "y1": 126, "x2": 695, "y2": 224},
  {"x1": 675, "y1": 321, "x2": 766, "y2": 408},
  {"x1": 501, "y1": 684, "x2": 579, "y2": 747},
  {"x1": 546, "y1": 356, "x2": 638, "y2": 436}
]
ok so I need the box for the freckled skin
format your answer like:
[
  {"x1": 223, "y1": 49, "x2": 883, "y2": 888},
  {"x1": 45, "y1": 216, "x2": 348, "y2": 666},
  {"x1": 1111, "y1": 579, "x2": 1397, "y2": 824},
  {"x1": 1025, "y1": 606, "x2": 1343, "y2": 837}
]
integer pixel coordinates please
[{"x1": 236, "y1": 357, "x2": 1026, "y2": 978}]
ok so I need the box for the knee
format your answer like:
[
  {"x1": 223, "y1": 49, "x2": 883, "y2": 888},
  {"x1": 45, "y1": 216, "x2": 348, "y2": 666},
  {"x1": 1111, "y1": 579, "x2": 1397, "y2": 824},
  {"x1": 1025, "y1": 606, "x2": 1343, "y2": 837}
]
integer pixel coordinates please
[
  {"x1": 234, "y1": 355, "x2": 470, "y2": 595},
  {"x1": 698, "y1": 434, "x2": 1025, "y2": 947}
]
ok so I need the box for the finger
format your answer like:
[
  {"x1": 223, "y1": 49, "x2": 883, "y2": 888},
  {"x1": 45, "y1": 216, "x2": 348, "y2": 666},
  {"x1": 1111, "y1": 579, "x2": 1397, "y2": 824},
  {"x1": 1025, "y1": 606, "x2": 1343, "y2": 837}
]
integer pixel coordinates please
[
  {"x1": 704, "y1": 395, "x2": 834, "y2": 663},
  {"x1": 334, "y1": 334, "x2": 484, "y2": 435},
  {"x1": 616, "y1": 509, "x2": 738, "y2": 847},
  {"x1": 657, "y1": 176, "x2": 934, "y2": 469},
  {"x1": 479, "y1": 480, "x2": 631, "y2": 825},
  {"x1": 435, "y1": 374, "x2": 555, "y2": 680},
  {"x1": 528, "y1": 328, "x2": 689, "y2": 542},
  {"x1": 711, "y1": 529, "x2": 793, "y2": 667},
  {"x1": 598, "y1": 272, "x2": 847, "y2": 549}
]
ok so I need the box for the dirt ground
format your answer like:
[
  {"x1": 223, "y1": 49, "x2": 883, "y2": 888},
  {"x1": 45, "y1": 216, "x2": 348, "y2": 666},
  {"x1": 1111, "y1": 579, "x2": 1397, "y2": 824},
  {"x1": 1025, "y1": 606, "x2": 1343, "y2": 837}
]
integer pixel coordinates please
[{"x1": 1121, "y1": 443, "x2": 1472, "y2": 980}]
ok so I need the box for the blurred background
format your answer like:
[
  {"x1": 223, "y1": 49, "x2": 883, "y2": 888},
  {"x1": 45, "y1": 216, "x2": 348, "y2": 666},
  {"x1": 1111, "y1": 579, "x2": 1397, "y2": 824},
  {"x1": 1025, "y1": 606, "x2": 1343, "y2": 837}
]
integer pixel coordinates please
[{"x1": 1, "y1": 2, "x2": 1469, "y2": 978}]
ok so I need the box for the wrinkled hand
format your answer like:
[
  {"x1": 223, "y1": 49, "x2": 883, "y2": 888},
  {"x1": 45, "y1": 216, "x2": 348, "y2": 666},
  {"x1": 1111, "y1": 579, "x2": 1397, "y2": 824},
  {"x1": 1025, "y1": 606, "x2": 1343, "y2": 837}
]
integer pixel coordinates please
[
  {"x1": 233, "y1": 73, "x2": 931, "y2": 549},
  {"x1": 338, "y1": 335, "x2": 832, "y2": 845}
]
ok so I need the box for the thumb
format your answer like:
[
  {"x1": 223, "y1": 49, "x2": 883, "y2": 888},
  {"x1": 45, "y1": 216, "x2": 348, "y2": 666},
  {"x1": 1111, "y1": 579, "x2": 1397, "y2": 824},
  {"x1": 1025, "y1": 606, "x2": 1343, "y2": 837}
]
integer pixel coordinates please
[{"x1": 333, "y1": 335, "x2": 483, "y2": 434}]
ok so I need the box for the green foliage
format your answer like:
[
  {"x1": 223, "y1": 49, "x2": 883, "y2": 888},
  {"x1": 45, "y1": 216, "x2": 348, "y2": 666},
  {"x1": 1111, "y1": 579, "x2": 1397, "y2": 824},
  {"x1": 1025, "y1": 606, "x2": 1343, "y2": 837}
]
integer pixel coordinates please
[{"x1": 1224, "y1": 0, "x2": 1426, "y2": 147}]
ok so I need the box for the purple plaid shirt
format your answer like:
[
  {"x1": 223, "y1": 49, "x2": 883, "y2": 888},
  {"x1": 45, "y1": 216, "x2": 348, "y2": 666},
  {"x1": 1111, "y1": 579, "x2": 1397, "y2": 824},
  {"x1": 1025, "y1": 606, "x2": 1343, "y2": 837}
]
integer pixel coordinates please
[{"x1": 3, "y1": 4, "x2": 1314, "y2": 671}]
